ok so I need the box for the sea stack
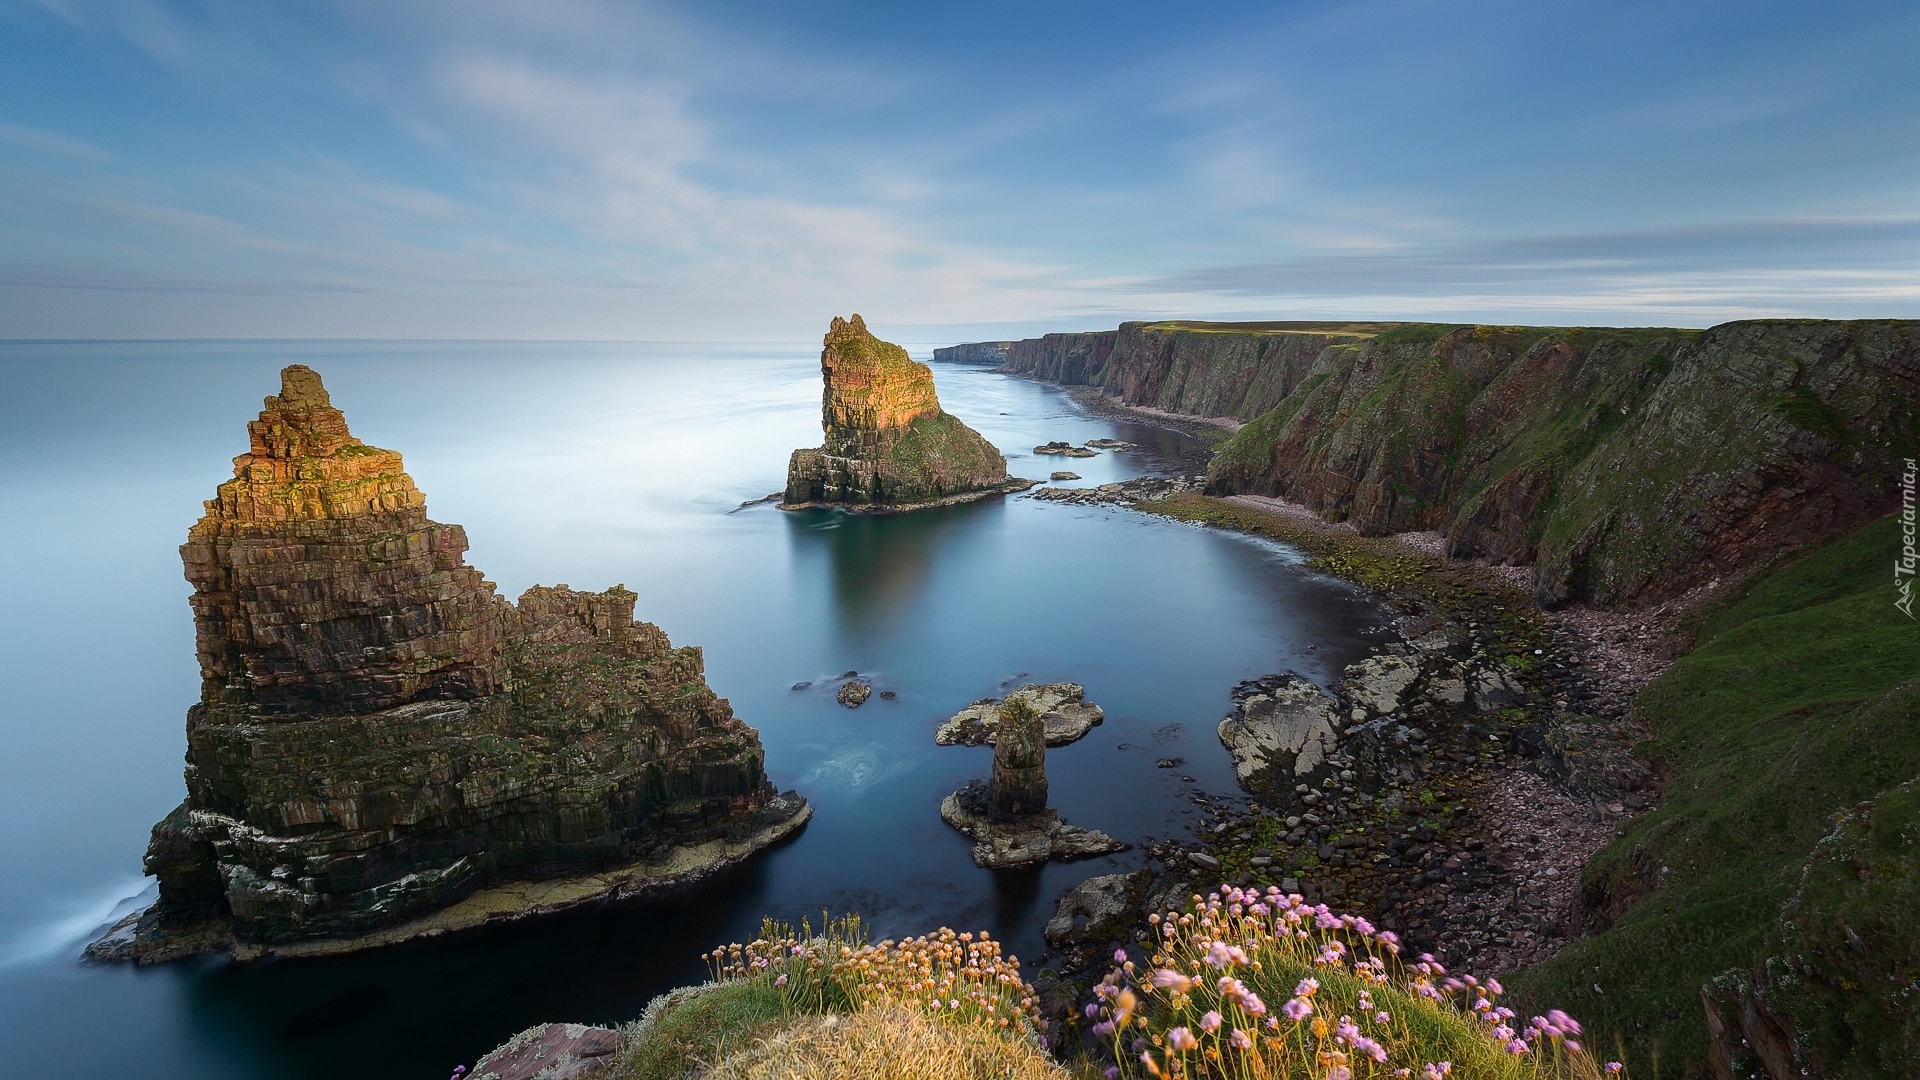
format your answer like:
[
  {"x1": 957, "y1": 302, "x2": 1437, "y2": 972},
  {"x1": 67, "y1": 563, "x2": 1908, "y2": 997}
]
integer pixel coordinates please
[
  {"x1": 783, "y1": 315, "x2": 1033, "y2": 510},
  {"x1": 94, "y1": 365, "x2": 808, "y2": 963},
  {"x1": 939, "y1": 698, "x2": 1124, "y2": 870}
]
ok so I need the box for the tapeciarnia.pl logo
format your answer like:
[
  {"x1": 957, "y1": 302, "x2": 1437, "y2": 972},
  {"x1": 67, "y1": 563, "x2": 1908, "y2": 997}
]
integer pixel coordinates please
[{"x1": 1898, "y1": 456, "x2": 1917, "y2": 619}]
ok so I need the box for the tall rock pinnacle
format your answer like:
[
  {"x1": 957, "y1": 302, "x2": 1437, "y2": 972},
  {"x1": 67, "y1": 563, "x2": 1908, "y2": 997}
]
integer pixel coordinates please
[
  {"x1": 100, "y1": 365, "x2": 809, "y2": 963},
  {"x1": 783, "y1": 315, "x2": 1033, "y2": 509}
]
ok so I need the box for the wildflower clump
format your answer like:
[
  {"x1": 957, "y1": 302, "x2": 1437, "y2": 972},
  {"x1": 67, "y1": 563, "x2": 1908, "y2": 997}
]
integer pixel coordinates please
[
  {"x1": 1088, "y1": 886, "x2": 1625, "y2": 1080},
  {"x1": 706, "y1": 914, "x2": 1044, "y2": 1040}
]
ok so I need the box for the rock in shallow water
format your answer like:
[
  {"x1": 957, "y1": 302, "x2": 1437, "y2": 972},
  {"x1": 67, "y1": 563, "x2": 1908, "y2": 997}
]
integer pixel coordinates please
[
  {"x1": 934, "y1": 683, "x2": 1103, "y2": 747},
  {"x1": 96, "y1": 365, "x2": 807, "y2": 964},
  {"x1": 836, "y1": 680, "x2": 872, "y2": 707}
]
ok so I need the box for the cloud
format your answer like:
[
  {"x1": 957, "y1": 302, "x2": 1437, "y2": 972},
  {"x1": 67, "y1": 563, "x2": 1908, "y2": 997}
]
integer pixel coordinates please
[{"x1": 1129, "y1": 217, "x2": 1920, "y2": 320}]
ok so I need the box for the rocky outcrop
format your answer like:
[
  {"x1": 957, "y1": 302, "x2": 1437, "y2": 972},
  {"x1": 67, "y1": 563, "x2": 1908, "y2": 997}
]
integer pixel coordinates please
[
  {"x1": 1034, "y1": 441, "x2": 1096, "y2": 458},
  {"x1": 932, "y1": 341, "x2": 1012, "y2": 364},
  {"x1": 784, "y1": 316, "x2": 1033, "y2": 510},
  {"x1": 472, "y1": 1023, "x2": 627, "y2": 1080},
  {"x1": 1027, "y1": 476, "x2": 1203, "y2": 507},
  {"x1": 95, "y1": 366, "x2": 807, "y2": 963},
  {"x1": 1000, "y1": 319, "x2": 1920, "y2": 607},
  {"x1": 1044, "y1": 869, "x2": 1154, "y2": 968},
  {"x1": 1217, "y1": 634, "x2": 1528, "y2": 799},
  {"x1": 935, "y1": 684, "x2": 1103, "y2": 747},
  {"x1": 939, "y1": 697, "x2": 1123, "y2": 868}
]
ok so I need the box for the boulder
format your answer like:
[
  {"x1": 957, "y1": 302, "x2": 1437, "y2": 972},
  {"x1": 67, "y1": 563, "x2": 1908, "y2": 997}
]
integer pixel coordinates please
[
  {"x1": 472, "y1": 1023, "x2": 626, "y2": 1080},
  {"x1": 1034, "y1": 441, "x2": 1098, "y2": 458},
  {"x1": 1044, "y1": 869, "x2": 1153, "y2": 949},
  {"x1": 836, "y1": 680, "x2": 872, "y2": 708},
  {"x1": 1217, "y1": 678, "x2": 1342, "y2": 791}
]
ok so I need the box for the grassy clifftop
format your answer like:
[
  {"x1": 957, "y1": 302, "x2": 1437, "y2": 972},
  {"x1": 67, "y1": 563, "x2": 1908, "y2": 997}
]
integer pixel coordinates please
[{"x1": 1505, "y1": 513, "x2": 1920, "y2": 1074}]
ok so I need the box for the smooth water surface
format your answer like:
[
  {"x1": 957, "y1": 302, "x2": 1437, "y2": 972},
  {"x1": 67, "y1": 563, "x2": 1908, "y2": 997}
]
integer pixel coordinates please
[{"x1": 0, "y1": 341, "x2": 1391, "y2": 1079}]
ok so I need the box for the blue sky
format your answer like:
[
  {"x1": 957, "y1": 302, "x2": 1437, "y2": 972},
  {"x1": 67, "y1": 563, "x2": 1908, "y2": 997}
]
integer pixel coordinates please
[{"x1": 1, "y1": 0, "x2": 1916, "y2": 338}]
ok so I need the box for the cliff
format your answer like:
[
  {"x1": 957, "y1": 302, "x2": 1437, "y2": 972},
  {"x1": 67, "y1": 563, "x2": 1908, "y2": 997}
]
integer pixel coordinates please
[
  {"x1": 932, "y1": 341, "x2": 1011, "y2": 364},
  {"x1": 996, "y1": 319, "x2": 1920, "y2": 607},
  {"x1": 784, "y1": 315, "x2": 1031, "y2": 510},
  {"x1": 98, "y1": 366, "x2": 807, "y2": 963}
]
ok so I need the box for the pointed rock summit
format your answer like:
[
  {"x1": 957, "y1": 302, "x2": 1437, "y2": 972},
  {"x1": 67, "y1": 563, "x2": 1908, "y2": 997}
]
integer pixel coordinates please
[
  {"x1": 96, "y1": 365, "x2": 808, "y2": 964},
  {"x1": 783, "y1": 315, "x2": 1033, "y2": 510}
]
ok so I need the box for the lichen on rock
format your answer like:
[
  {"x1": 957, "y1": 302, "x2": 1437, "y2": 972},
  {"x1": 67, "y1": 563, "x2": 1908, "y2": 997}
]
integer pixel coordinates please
[
  {"x1": 935, "y1": 683, "x2": 1103, "y2": 747},
  {"x1": 96, "y1": 365, "x2": 807, "y2": 964},
  {"x1": 783, "y1": 315, "x2": 1034, "y2": 510}
]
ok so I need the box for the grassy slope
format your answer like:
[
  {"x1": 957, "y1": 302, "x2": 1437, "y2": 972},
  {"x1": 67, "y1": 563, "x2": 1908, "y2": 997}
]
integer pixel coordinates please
[{"x1": 1506, "y1": 514, "x2": 1920, "y2": 1074}]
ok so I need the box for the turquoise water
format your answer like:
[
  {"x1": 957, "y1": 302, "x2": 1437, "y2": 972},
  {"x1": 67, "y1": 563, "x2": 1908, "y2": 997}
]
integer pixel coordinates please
[{"x1": 0, "y1": 341, "x2": 1390, "y2": 1078}]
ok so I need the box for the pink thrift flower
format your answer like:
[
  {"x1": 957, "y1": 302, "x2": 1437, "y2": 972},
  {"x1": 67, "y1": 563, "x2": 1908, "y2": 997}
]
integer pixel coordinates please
[
  {"x1": 1201, "y1": 1011, "x2": 1222, "y2": 1033},
  {"x1": 1167, "y1": 1027, "x2": 1199, "y2": 1052},
  {"x1": 1230, "y1": 1029, "x2": 1253, "y2": 1050},
  {"x1": 1284, "y1": 997, "x2": 1313, "y2": 1021},
  {"x1": 1295, "y1": 977, "x2": 1320, "y2": 997},
  {"x1": 775, "y1": 973, "x2": 788, "y2": 986}
]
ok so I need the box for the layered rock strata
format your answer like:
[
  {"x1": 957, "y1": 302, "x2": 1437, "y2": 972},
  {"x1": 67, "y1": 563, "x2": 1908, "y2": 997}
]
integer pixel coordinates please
[
  {"x1": 98, "y1": 366, "x2": 807, "y2": 963},
  {"x1": 783, "y1": 316, "x2": 1033, "y2": 510},
  {"x1": 990, "y1": 319, "x2": 1920, "y2": 606},
  {"x1": 931, "y1": 341, "x2": 1011, "y2": 365},
  {"x1": 935, "y1": 683, "x2": 1103, "y2": 747}
]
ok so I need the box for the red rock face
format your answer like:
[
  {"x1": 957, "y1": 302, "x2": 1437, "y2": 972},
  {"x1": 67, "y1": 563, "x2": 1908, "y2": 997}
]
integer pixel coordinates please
[
  {"x1": 181, "y1": 365, "x2": 513, "y2": 717},
  {"x1": 785, "y1": 315, "x2": 1021, "y2": 508},
  {"x1": 819, "y1": 314, "x2": 942, "y2": 433}
]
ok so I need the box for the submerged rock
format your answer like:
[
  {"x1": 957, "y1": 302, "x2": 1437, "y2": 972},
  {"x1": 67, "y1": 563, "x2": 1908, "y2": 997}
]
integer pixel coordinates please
[
  {"x1": 783, "y1": 315, "x2": 1034, "y2": 511},
  {"x1": 1033, "y1": 441, "x2": 1098, "y2": 457},
  {"x1": 1028, "y1": 476, "x2": 1203, "y2": 506},
  {"x1": 94, "y1": 366, "x2": 808, "y2": 964},
  {"x1": 935, "y1": 683, "x2": 1103, "y2": 747}
]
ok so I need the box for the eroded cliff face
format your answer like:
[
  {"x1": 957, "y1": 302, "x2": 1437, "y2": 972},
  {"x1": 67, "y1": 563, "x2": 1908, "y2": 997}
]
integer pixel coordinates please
[
  {"x1": 995, "y1": 319, "x2": 1920, "y2": 607},
  {"x1": 117, "y1": 366, "x2": 806, "y2": 961},
  {"x1": 785, "y1": 315, "x2": 1029, "y2": 509}
]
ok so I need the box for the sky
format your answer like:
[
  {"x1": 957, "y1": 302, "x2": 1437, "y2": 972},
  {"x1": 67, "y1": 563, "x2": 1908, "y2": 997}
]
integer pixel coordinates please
[{"x1": 1, "y1": 0, "x2": 1916, "y2": 339}]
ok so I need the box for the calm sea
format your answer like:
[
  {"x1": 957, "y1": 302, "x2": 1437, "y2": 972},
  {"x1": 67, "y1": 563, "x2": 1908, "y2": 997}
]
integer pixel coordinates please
[{"x1": 0, "y1": 341, "x2": 1390, "y2": 1079}]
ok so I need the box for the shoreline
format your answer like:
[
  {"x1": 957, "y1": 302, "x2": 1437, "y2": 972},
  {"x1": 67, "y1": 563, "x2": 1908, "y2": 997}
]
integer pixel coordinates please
[
  {"x1": 777, "y1": 477, "x2": 1038, "y2": 514},
  {"x1": 1090, "y1": 488, "x2": 1672, "y2": 982},
  {"x1": 87, "y1": 794, "x2": 812, "y2": 966}
]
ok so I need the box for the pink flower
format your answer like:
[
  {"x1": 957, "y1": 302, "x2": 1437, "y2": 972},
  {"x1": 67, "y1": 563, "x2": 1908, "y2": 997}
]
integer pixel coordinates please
[
  {"x1": 1201, "y1": 1011, "x2": 1222, "y2": 1032},
  {"x1": 1230, "y1": 1029, "x2": 1253, "y2": 1050},
  {"x1": 1295, "y1": 977, "x2": 1320, "y2": 997},
  {"x1": 1091, "y1": 1021, "x2": 1116, "y2": 1038},
  {"x1": 1114, "y1": 949, "x2": 1129, "y2": 964},
  {"x1": 1167, "y1": 1027, "x2": 1199, "y2": 1052},
  {"x1": 1486, "y1": 978, "x2": 1504, "y2": 995},
  {"x1": 1284, "y1": 997, "x2": 1313, "y2": 1021},
  {"x1": 1605, "y1": 1064, "x2": 1625, "y2": 1075},
  {"x1": 1423, "y1": 1065, "x2": 1453, "y2": 1080},
  {"x1": 1327, "y1": 1067, "x2": 1352, "y2": 1080},
  {"x1": 1547, "y1": 1009, "x2": 1583, "y2": 1036},
  {"x1": 1505, "y1": 1039, "x2": 1530, "y2": 1055},
  {"x1": 1150, "y1": 968, "x2": 1194, "y2": 992},
  {"x1": 1374, "y1": 1012, "x2": 1391, "y2": 1025},
  {"x1": 775, "y1": 974, "x2": 788, "y2": 986}
]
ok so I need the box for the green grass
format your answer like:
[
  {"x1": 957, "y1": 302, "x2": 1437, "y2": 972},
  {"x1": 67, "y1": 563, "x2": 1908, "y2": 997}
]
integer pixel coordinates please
[
  {"x1": 1506, "y1": 513, "x2": 1920, "y2": 1075},
  {"x1": 614, "y1": 981, "x2": 788, "y2": 1080}
]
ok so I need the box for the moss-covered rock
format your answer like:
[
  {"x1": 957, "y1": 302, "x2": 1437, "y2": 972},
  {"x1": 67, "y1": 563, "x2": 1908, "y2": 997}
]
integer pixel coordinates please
[
  {"x1": 1001, "y1": 318, "x2": 1920, "y2": 606},
  {"x1": 785, "y1": 316, "x2": 1031, "y2": 510}
]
